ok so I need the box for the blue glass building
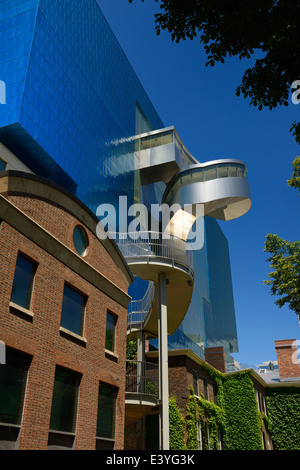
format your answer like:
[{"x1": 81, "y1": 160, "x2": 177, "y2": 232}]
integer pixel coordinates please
[{"x1": 0, "y1": 0, "x2": 238, "y2": 362}]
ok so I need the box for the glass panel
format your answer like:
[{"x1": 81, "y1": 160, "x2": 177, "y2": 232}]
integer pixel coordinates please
[
  {"x1": 73, "y1": 225, "x2": 88, "y2": 256},
  {"x1": 229, "y1": 166, "x2": 237, "y2": 177},
  {"x1": 0, "y1": 348, "x2": 31, "y2": 425},
  {"x1": 204, "y1": 167, "x2": 217, "y2": 181},
  {"x1": 0, "y1": 158, "x2": 6, "y2": 171},
  {"x1": 105, "y1": 312, "x2": 116, "y2": 352},
  {"x1": 60, "y1": 285, "x2": 86, "y2": 336},
  {"x1": 10, "y1": 254, "x2": 36, "y2": 310},
  {"x1": 96, "y1": 383, "x2": 116, "y2": 439},
  {"x1": 50, "y1": 367, "x2": 80, "y2": 433},
  {"x1": 140, "y1": 136, "x2": 157, "y2": 150},
  {"x1": 179, "y1": 172, "x2": 192, "y2": 187},
  {"x1": 217, "y1": 165, "x2": 228, "y2": 178},
  {"x1": 192, "y1": 169, "x2": 204, "y2": 184},
  {"x1": 237, "y1": 167, "x2": 244, "y2": 178}
]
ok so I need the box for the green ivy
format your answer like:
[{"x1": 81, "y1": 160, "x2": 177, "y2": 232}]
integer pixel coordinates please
[
  {"x1": 222, "y1": 371, "x2": 263, "y2": 450},
  {"x1": 266, "y1": 387, "x2": 300, "y2": 450},
  {"x1": 169, "y1": 395, "x2": 187, "y2": 450},
  {"x1": 186, "y1": 386, "x2": 224, "y2": 450},
  {"x1": 126, "y1": 339, "x2": 137, "y2": 360}
]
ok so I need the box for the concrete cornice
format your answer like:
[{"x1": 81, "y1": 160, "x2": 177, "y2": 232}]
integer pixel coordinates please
[
  {"x1": 0, "y1": 173, "x2": 132, "y2": 308},
  {"x1": 0, "y1": 170, "x2": 134, "y2": 287}
]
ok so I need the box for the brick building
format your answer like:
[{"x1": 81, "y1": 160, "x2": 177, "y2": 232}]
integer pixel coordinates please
[{"x1": 0, "y1": 171, "x2": 133, "y2": 450}]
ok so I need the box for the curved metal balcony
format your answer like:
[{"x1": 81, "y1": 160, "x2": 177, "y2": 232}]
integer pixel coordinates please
[
  {"x1": 162, "y1": 159, "x2": 251, "y2": 224},
  {"x1": 113, "y1": 231, "x2": 194, "y2": 337}
]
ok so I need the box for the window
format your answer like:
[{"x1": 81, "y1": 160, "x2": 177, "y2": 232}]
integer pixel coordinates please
[
  {"x1": 0, "y1": 157, "x2": 6, "y2": 171},
  {"x1": 105, "y1": 312, "x2": 117, "y2": 352},
  {"x1": 10, "y1": 253, "x2": 37, "y2": 310},
  {"x1": 96, "y1": 382, "x2": 117, "y2": 449},
  {"x1": 192, "y1": 370, "x2": 199, "y2": 395},
  {"x1": 203, "y1": 377, "x2": 209, "y2": 400},
  {"x1": 196, "y1": 421, "x2": 202, "y2": 450},
  {"x1": 0, "y1": 348, "x2": 31, "y2": 425},
  {"x1": 73, "y1": 225, "x2": 88, "y2": 256},
  {"x1": 60, "y1": 284, "x2": 86, "y2": 336},
  {"x1": 49, "y1": 366, "x2": 80, "y2": 434}
]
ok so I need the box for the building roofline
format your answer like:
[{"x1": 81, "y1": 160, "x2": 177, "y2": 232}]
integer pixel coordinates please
[{"x1": 0, "y1": 170, "x2": 134, "y2": 287}]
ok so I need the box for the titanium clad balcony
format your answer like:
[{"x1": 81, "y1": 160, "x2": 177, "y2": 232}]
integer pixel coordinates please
[
  {"x1": 125, "y1": 360, "x2": 159, "y2": 426},
  {"x1": 162, "y1": 160, "x2": 251, "y2": 222},
  {"x1": 135, "y1": 126, "x2": 197, "y2": 184},
  {"x1": 114, "y1": 231, "x2": 194, "y2": 337}
]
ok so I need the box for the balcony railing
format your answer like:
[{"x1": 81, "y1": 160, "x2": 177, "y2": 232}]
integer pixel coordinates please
[
  {"x1": 126, "y1": 360, "x2": 159, "y2": 398},
  {"x1": 113, "y1": 231, "x2": 194, "y2": 277},
  {"x1": 127, "y1": 281, "x2": 155, "y2": 331}
]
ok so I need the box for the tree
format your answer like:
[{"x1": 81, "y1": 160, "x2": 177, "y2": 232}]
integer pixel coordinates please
[
  {"x1": 129, "y1": 0, "x2": 300, "y2": 317},
  {"x1": 264, "y1": 158, "x2": 300, "y2": 320},
  {"x1": 129, "y1": 0, "x2": 300, "y2": 138}
]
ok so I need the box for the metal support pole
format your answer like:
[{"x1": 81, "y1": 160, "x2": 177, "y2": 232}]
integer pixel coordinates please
[
  {"x1": 137, "y1": 330, "x2": 145, "y2": 394},
  {"x1": 158, "y1": 271, "x2": 169, "y2": 450}
]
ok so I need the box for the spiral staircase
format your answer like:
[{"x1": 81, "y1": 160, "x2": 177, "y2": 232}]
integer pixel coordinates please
[{"x1": 114, "y1": 127, "x2": 251, "y2": 449}]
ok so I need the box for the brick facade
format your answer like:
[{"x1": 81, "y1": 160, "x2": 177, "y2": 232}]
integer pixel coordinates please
[
  {"x1": 204, "y1": 346, "x2": 226, "y2": 373},
  {"x1": 275, "y1": 339, "x2": 300, "y2": 379},
  {"x1": 0, "y1": 172, "x2": 132, "y2": 450}
]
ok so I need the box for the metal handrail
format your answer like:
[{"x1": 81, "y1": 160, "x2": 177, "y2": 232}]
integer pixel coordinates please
[
  {"x1": 126, "y1": 360, "x2": 159, "y2": 397},
  {"x1": 113, "y1": 231, "x2": 194, "y2": 277},
  {"x1": 127, "y1": 281, "x2": 155, "y2": 330}
]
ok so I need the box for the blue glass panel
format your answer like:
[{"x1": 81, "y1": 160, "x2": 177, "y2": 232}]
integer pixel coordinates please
[
  {"x1": 60, "y1": 285, "x2": 86, "y2": 336},
  {"x1": 11, "y1": 253, "x2": 36, "y2": 309}
]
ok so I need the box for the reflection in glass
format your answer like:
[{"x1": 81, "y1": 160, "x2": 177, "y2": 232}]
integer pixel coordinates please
[
  {"x1": 50, "y1": 367, "x2": 80, "y2": 433},
  {"x1": 60, "y1": 285, "x2": 86, "y2": 336},
  {"x1": 105, "y1": 312, "x2": 116, "y2": 352},
  {"x1": 0, "y1": 158, "x2": 6, "y2": 171},
  {"x1": 73, "y1": 225, "x2": 88, "y2": 256},
  {"x1": 204, "y1": 168, "x2": 217, "y2": 182},
  {"x1": 11, "y1": 254, "x2": 36, "y2": 310},
  {"x1": 0, "y1": 348, "x2": 31, "y2": 425},
  {"x1": 97, "y1": 382, "x2": 116, "y2": 440}
]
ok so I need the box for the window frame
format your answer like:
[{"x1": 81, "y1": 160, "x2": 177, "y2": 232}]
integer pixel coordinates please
[
  {"x1": 10, "y1": 252, "x2": 37, "y2": 312},
  {"x1": 96, "y1": 381, "x2": 117, "y2": 447},
  {"x1": 105, "y1": 311, "x2": 117, "y2": 354},
  {"x1": 49, "y1": 366, "x2": 81, "y2": 435},
  {"x1": 60, "y1": 283, "x2": 87, "y2": 338}
]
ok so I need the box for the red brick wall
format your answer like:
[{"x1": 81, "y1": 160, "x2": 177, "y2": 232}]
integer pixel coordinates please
[
  {"x1": 0, "y1": 184, "x2": 129, "y2": 450},
  {"x1": 275, "y1": 339, "x2": 300, "y2": 379},
  {"x1": 204, "y1": 346, "x2": 226, "y2": 373}
]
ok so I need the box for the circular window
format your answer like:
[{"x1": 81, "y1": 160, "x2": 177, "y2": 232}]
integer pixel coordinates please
[{"x1": 73, "y1": 225, "x2": 88, "y2": 256}]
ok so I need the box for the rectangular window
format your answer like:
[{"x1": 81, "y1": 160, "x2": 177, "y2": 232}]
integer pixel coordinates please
[
  {"x1": 10, "y1": 253, "x2": 37, "y2": 310},
  {"x1": 196, "y1": 421, "x2": 202, "y2": 450},
  {"x1": 49, "y1": 366, "x2": 80, "y2": 434},
  {"x1": 105, "y1": 312, "x2": 117, "y2": 352},
  {"x1": 203, "y1": 377, "x2": 209, "y2": 400},
  {"x1": 60, "y1": 284, "x2": 86, "y2": 336},
  {"x1": 0, "y1": 157, "x2": 6, "y2": 171},
  {"x1": 96, "y1": 382, "x2": 117, "y2": 442},
  {"x1": 192, "y1": 370, "x2": 199, "y2": 395},
  {"x1": 0, "y1": 348, "x2": 31, "y2": 425}
]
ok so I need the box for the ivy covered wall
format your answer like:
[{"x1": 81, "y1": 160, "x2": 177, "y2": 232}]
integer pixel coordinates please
[
  {"x1": 266, "y1": 387, "x2": 300, "y2": 450},
  {"x1": 221, "y1": 371, "x2": 263, "y2": 450}
]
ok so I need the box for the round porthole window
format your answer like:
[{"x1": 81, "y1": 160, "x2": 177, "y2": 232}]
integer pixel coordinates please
[{"x1": 73, "y1": 225, "x2": 88, "y2": 256}]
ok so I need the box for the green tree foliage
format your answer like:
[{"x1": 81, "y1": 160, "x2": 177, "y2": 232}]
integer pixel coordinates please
[
  {"x1": 264, "y1": 158, "x2": 300, "y2": 319},
  {"x1": 287, "y1": 156, "x2": 300, "y2": 191},
  {"x1": 264, "y1": 235, "x2": 300, "y2": 319},
  {"x1": 129, "y1": 0, "x2": 300, "y2": 112}
]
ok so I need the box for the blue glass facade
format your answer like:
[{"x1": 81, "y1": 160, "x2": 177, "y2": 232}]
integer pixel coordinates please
[{"x1": 0, "y1": 0, "x2": 238, "y2": 361}]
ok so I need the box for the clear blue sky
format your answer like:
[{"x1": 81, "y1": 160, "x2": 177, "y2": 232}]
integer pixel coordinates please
[{"x1": 99, "y1": 0, "x2": 300, "y2": 366}]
